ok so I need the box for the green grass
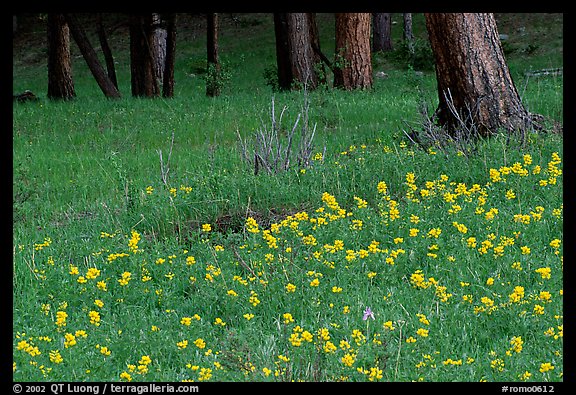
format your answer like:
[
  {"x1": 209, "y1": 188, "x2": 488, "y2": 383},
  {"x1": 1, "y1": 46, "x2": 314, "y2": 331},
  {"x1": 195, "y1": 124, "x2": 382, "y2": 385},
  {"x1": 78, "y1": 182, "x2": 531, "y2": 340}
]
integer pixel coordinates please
[{"x1": 13, "y1": 13, "x2": 562, "y2": 382}]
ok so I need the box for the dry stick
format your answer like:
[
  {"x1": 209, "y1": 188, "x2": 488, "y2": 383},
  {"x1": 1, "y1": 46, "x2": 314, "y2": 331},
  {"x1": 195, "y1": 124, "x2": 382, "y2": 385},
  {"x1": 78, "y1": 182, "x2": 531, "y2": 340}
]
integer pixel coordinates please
[
  {"x1": 283, "y1": 113, "x2": 301, "y2": 171},
  {"x1": 401, "y1": 128, "x2": 420, "y2": 146},
  {"x1": 448, "y1": 90, "x2": 484, "y2": 153},
  {"x1": 255, "y1": 153, "x2": 272, "y2": 175},
  {"x1": 157, "y1": 131, "x2": 180, "y2": 239},
  {"x1": 239, "y1": 93, "x2": 318, "y2": 175},
  {"x1": 274, "y1": 105, "x2": 288, "y2": 171},
  {"x1": 232, "y1": 247, "x2": 256, "y2": 278},
  {"x1": 23, "y1": 250, "x2": 40, "y2": 281},
  {"x1": 258, "y1": 126, "x2": 273, "y2": 172},
  {"x1": 236, "y1": 129, "x2": 250, "y2": 165},
  {"x1": 158, "y1": 131, "x2": 175, "y2": 187},
  {"x1": 131, "y1": 213, "x2": 145, "y2": 230}
]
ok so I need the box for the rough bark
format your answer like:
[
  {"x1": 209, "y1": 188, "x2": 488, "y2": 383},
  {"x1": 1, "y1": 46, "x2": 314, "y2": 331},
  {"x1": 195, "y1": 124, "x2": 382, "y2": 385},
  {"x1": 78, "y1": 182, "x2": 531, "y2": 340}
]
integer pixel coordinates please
[
  {"x1": 425, "y1": 13, "x2": 534, "y2": 136},
  {"x1": 372, "y1": 13, "x2": 393, "y2": 52},
  {"x1": 286, "y1": 13, "x2": 320, "y2": 89},
  {"x1": 151, "y1": 13, "x2": 167, "y2": 85},
  {"x1": 403, "y1": 13, "x2": 415, "y2": 56},
  {"x1": 129, "y1": 14, "x2": 160, "y2": 97},
  {"x1": 273, "y1": 13, "x2": 322, "y2": 90},
  {"x1": 64, "y1": 14, "x2": 120, "y2": 98},
  {"x1": 334, "y1": 13, "x2": 373, "y2": 90},
  {"x1": 206, "y1": 13, "x2": 221, "y2": 97},
  {"x1": 47, "y1": 14, "x2": 76, "y2": 100},
  {"x1": 162, "y1": 13, "x2": 176, "y2": 98}
]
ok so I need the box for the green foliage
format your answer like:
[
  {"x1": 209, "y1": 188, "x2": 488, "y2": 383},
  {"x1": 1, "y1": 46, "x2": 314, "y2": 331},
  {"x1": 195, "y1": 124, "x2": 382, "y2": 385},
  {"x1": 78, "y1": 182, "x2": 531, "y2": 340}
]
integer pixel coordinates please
[
  {"x1": 204, "y1": 61, "x2": 232, "y2": 95},
  {"x1": 384, "y1": 38, "x2": 435, "y2": 71},
  {"x1": 13, "y1": 159, "x2": 38, "y2": 224},
  {"x1": 262, "y1": 64, "x2": 280, "y2": 92},
  {"x1": 12, "y1": 137, "x2": 564, "y2": 381},
  {"x1": 188, "y1": 57, "x2": 207, "y2": 75}
]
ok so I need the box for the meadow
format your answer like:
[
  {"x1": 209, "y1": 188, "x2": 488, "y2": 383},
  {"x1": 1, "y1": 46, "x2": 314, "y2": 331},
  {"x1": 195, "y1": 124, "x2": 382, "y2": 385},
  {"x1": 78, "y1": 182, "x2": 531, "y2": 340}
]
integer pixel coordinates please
[{"x1": 12, "y1": 13, "x2": 563, "y2": 382}]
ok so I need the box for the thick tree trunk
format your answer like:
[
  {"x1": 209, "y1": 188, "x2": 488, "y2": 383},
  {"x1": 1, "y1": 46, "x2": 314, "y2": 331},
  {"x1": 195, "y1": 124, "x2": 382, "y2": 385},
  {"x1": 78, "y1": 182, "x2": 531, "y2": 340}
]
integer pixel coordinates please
[
  {"x1": 162, "y1": 13, "x2": 176, "y2": 98},
  {"x1": 206, "y1": 13, "x2": 221, "y2": 97},
  {"x1": 334, "y1": 13, "x2": 373, "y2": 90},
  {"x1": 129, "y1": 14, "x2": 160, "y2": 97},
  {"x1": 151, "y1": 13, "x2": 167, "y2": 85},
  {"x1": 273, "y1": 13, "x2": 321, "y2": 90},
  {"x1": 425, "y1": 13, "x2": 533, "y2": 136},
  {"x1": 47, "y1": 14, "x2": 76, "y2": 100},
  {"x1": 372, "y1": 13, "x2": 393, "y2": 52},
  {"x1": 286, "y1": 13, "x2": 320, "y2": 89},
  {"x1": 273, "y1": 13, "x2": 292, "y2": 91},
  {"x1": 64, "y1": 14, "x2": 120, "y2": 98}
]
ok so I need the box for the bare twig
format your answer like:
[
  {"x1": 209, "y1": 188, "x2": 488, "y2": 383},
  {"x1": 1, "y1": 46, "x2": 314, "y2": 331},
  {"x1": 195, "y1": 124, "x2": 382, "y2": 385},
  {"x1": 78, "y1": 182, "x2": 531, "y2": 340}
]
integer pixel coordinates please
[
  {"x1": 158, "y1": 131, "x2": 175, "y2": 187},
  {"x1": 402, "y1": 90, "x2": 484, "y2": 158},
  {"x1": 233, "y1": 247, "x2": 256, "y2": 277},
  {"x1": 237, "y1": 88, "x2": 319, "y2": 175}
]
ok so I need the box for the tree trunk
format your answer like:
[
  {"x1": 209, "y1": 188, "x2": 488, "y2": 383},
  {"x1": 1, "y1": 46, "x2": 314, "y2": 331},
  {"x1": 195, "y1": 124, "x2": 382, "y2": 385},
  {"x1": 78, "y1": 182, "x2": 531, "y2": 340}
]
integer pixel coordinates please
[
  {"x1": 274, "y1": 13, "x2": 321, "y2": 90},
  {"x1": 286, "y1": 13, "x2": 320, "y2": 89},
  {"x1": 64, "y1": 14, "x2": 120, "y2": 98},
  {"x1": 334, "y1": 13, "x2": 373, "y2": 90},
  {"x1": 206, "y1": 13, "x2": 221, "y2": 97},
  {"x1": 425, "y1": 13, "x2": 534, "y2": 136},
  {"x1": 372, "y1": 13, "x2": 393, "y2": 52},
  {"x1": 403, "y1": 13, "x2": 415, "y2": 56},
  {"x1": 47, "y1": 14, "x2": 75, "y2": 100},
  {"x1": 162, "y1": 13, "x2": 176, "y2": 98},
  {"x1": 308, "y1": 13, "x2": 327, "y2": 86},
  {"x1": 273, "y1": 13, "x2": 292, "y2": 90},
  {"x1": 129, "y1": 14, "x2": 160, "y2": 97},
  {"x1": 96, "y1": 13, "x2": 118, "y2": 89},
  {"x1": 151, "y1": 13, "x2": 167, "y2": 85}
]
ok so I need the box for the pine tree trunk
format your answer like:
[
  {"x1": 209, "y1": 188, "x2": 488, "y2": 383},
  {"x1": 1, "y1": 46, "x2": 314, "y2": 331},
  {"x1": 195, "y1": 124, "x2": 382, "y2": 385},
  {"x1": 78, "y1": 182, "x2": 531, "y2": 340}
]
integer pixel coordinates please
[
  {"x1": 274, "y1": 13, "x2": 322, "y2": 90},
  {"x1": 64, "y1": 14, "x2": 120, "y2": 99},
  {"x1": 129, "y1": 14, "x2": 160, "y2": 97},
  {"x1": 206, "y1": 13, "x2": 221, "y2": 97},
  {"x1": 151, "y1": 13, "x2": 167, "y2": 85},
  {"x1": 403, "y1": 13, "x2": 414, "y2": 56},
  {"x1": 334, "y1": 13, "x2": 373, "y2": 90},
  {"x1": 47, "y1": 14, "x2": 76, "y2": 100},
  {"x1": 162, "y1": 13, "x2": 176, "y2": 98},
  {"x1": 372, "y1": 13, "x2": 393, "y2": 52},
  {"x1": 286, "y1": 13, "x2": 319, "y2": 89},
  {"x1": 425, "y1": 13, "x2": 533, "y2": 136},
  {"x1": 273, "y1": 13, "x2": 292, "y2": 90},
  {"x1": 96, "y1": 13, "x2": 118, "y2": 89}
]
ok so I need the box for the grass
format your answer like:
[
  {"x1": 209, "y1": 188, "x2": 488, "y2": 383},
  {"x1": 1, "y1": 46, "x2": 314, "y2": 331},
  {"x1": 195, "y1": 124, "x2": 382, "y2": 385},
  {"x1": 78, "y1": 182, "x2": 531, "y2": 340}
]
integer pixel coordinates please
[{"x1": 13, "y1": 13, "x2": 563, "y2": 382}]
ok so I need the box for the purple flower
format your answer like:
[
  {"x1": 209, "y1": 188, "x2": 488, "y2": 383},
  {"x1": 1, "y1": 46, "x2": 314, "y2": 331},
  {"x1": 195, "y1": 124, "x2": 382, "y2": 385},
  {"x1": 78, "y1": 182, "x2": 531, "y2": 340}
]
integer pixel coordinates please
[{"x1": 363, "y1": 307, "x2": 375, "y2": 320}]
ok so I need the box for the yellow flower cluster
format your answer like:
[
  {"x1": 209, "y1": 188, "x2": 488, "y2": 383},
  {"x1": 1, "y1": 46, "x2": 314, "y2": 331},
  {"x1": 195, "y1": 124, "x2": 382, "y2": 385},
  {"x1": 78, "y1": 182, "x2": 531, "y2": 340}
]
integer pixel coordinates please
[{"x1": 13, "y1": 146, "x2": 562, "y2": 382}]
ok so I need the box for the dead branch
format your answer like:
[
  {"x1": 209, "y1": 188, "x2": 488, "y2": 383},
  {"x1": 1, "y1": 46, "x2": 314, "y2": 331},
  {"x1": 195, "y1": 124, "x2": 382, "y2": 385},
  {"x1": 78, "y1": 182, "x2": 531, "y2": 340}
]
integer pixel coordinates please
[{"x1": 158, "y1": 131, "x2": 175, "y2": 187}]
